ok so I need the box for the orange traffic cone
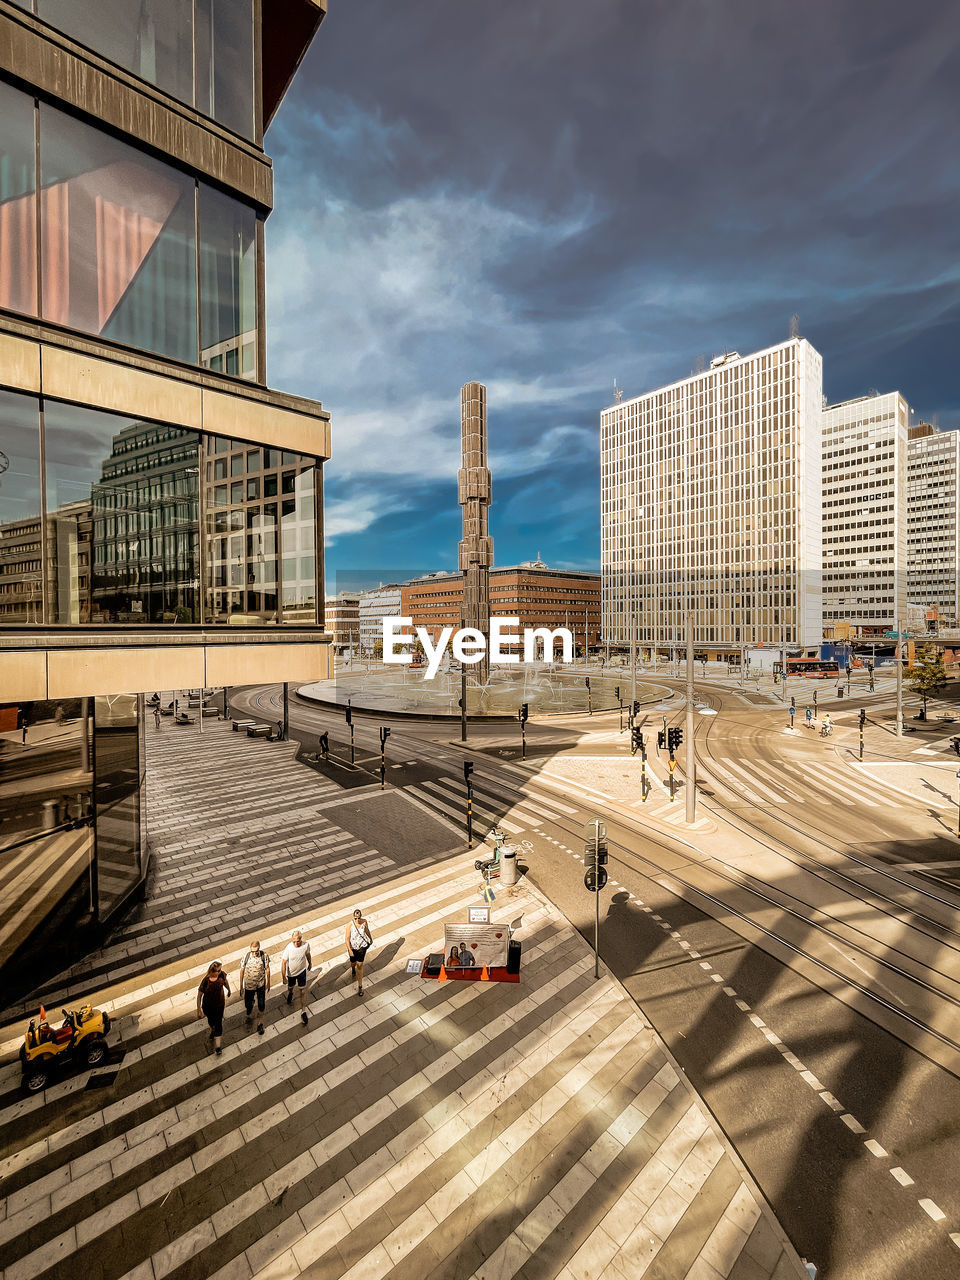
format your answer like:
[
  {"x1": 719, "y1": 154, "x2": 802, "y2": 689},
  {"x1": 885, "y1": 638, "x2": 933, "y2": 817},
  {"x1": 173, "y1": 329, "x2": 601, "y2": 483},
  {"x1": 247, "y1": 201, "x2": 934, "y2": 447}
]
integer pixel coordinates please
[
  {"x1": 438, "y1": 965, "x2": 447, "y2": 981},
  {"x1": 480, "y1": 965, "x2": 490, "y2": 981}
]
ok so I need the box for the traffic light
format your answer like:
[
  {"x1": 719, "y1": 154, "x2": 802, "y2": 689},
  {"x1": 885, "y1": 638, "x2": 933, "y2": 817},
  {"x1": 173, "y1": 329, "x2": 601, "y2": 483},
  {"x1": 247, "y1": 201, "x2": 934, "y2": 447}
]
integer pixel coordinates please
[
  {"x1": 859, "y1": 708, "x2": 866, "y2": 728},
  {"x1": 463, "y1": 760, "x2": 474, "y2": 784},
  {"x1": 667, "y1": 726, "x2": 683, "y2": 752},
  {"x1": 518, "y1": 702, "x2": 529, "y2": 725},
  {"x1": 657, "y1": 729, "x2": 666, "y2": 749},
  {"x1": 596, "y1": 835, "x2": 608, "y2": 866},
  {"x1": 632, "y1": 700, "x2": 641, "y2": 718},
  {"x1": 585, "y1": 676, "x2": 591, "y2": 690},
  {"x1": 614, "y1": 686, "x2": 621, "y2": 704},
  {"x1": 344, "y1": 704, "x2": 352, "y2": 726},
  {"x1": 380, "y1": 726, "x2": 391, "y2": 746},
  {"x1": 631, "y1": 726, "x2": 643, "y2": 754}
]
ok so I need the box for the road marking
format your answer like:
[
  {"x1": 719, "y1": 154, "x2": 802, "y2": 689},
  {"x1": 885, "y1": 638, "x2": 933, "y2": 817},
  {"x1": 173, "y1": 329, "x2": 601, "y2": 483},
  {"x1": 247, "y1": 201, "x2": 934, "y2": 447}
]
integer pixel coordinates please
[
  {"x1": 710, "y1": 973, "x2": 723, "y2": 983},
  {"x1": 864, "y1": 1140, "x2": 888, "y2": 1158},
  {"x1": 841, "y1": 1114, "x2": 866, "y2": 1134},
  {"x1": 920, "y1": 1199, "x2": 946, "y2": 1222},
  {"x1": 722, "y1": 986, "x2": 736, "y2": 997},
  {"x1": 891, "y1": 1167, "x2": 914, "y2": 1186}
]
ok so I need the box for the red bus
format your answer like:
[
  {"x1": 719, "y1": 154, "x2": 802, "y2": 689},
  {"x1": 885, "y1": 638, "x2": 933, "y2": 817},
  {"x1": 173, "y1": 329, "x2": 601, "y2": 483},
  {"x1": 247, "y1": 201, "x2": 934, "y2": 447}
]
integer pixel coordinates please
[{"x1": 785, "y1": 658, "x2": 840, "y2": 680}]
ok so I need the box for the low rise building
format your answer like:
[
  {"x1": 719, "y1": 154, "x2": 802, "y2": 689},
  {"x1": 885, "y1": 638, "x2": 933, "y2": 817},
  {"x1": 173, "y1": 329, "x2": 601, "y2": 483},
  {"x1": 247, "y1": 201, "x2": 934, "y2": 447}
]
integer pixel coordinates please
[
  {"x1": 324, "y1": 593, "x2": 360, "y2": 650},
  {"x1": 358, "y1": 584, "x2": 403, "y2": 654},
  {"x1": 401, "y1": 561, "x2": 601, "y2": 653}
]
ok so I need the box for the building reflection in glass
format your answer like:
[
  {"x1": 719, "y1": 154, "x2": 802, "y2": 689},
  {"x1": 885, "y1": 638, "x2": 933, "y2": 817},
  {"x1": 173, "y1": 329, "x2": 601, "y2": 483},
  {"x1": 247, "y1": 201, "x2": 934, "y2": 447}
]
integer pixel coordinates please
[
  {"x1": 0, "y1": 698, "x2": 96, "y2": 987},
  {"x1": 0, "y1": 387, "x2": 321, "y2": 626}
]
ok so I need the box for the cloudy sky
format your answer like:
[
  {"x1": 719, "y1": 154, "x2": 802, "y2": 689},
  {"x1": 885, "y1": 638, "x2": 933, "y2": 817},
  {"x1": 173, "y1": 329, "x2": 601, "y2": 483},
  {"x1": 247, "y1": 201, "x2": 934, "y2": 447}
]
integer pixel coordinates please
[{"x1": 264, "y1": 0, "x2": 960, "y2": 587}]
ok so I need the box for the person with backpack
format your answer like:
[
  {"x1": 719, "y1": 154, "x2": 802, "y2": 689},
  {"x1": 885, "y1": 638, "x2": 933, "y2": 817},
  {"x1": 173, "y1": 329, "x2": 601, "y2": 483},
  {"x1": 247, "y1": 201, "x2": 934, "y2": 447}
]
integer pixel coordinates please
[{"x1": 237, "y1": 940, "x2": 270, "y2": 1036}]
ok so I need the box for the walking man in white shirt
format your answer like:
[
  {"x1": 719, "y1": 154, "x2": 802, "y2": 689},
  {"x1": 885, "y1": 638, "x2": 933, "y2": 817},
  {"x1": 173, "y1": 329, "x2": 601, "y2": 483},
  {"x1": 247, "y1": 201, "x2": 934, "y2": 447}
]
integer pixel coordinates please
[{"x1": 281, "y1": 929, "x2": 312, "y2": 1025}]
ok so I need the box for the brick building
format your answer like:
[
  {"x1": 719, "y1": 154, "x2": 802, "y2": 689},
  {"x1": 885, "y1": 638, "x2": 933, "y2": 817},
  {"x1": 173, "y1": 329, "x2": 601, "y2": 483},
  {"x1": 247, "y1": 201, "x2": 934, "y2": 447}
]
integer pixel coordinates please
[{"x1": 401, "y1": 562, "x2": 601, "y2": 653}]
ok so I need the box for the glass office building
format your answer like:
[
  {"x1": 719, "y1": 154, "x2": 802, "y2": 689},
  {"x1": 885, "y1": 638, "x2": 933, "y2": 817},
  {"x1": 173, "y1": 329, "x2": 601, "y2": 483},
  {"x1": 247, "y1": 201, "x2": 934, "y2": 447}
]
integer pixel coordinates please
[{"x1": 0, "y1": 0, "x2": 331, "y2": 1002}]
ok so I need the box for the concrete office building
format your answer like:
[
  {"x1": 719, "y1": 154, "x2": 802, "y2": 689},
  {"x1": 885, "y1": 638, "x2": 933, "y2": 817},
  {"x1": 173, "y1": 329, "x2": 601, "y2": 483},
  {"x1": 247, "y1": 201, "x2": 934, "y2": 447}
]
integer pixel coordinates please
[
  {"x1": 358, "y1": 584, "x2": 403, "y2": 654},
  {"x1": 907, "y1": 422, "x2": 960, "y2": 629},
  {"x1": 324, "y1": 593, "x2": 360, "y2": 651},
  {"x1": 0, "y1": 0, "x2": 332, "y2": 995},
  {"x1": 821, "y1": 392, "x2": 909, "y2": 637},
  {"x1": 601, "y1": 339, "x2": 823, "y2": 658}
]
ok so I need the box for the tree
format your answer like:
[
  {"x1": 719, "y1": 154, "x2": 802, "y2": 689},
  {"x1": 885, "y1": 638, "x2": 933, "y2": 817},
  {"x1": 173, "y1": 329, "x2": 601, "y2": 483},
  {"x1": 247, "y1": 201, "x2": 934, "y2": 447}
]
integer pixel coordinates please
[{"x1": 906, "y1": 644, "x2": 947, "y2": 718}]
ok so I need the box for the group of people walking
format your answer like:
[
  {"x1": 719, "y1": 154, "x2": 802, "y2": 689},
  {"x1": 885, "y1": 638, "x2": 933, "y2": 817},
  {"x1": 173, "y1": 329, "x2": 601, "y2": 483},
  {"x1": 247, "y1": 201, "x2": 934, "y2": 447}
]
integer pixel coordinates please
[{"x1": 195, "y1": 908, "x2": 373, "y2": 1053}]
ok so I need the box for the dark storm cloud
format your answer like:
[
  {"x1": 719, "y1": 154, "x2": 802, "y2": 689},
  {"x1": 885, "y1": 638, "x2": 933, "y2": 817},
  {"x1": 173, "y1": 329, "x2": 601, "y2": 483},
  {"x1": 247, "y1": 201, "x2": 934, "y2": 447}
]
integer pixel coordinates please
[{"x1": 265, "y1": 0, "x2": 960, "y2": 578}]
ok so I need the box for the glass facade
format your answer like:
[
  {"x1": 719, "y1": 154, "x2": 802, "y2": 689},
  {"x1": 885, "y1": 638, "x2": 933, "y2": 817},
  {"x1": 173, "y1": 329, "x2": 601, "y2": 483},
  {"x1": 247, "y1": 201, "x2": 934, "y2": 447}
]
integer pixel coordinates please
[
  {"x1": 0, "y1": 78, "x2": 37, "y2": 317},
  {"x1": 199, "y1": 183, "x2": 257, "y2": 377},
  {"x1": 0, "y1": 390, "x2": 43, "y2": 623},
  {"x1": 0, "y1": 389, "x2": 321, "y2": 625},
  {"x1": 13, "y1": 0, "x2": 255, "y2": 140},
  {"x1": 0, "y1": 695, "x2": 144, "y2": 1001},
  {"x1": 0, "y1": 83, "x2": 259, "y2": 374}
]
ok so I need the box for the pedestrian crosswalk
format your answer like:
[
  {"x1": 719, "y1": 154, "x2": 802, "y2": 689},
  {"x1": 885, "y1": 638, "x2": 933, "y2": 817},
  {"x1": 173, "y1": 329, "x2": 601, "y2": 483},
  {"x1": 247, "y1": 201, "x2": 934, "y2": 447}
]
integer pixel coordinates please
[
  {"x1": 0, "y1": 863, "x2": 800, "y2": 1280},
  {"x1": 696, "y1": 754, "x2": 902, "y2": 811}
]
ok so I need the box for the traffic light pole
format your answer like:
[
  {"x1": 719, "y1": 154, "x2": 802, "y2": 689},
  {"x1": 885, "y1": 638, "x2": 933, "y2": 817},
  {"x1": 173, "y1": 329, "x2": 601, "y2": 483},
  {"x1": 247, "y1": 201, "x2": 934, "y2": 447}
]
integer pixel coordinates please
[
  {"x1": 685, "y1": 613, "x2": 696, "y2": 824},
  {"x1": 345, "y1": 699, "x2": 355, "y2": 764},
  {"x1": 594, "y1": 823, "x2": 600, "y2": 979},
  {"x1": 668, "y1": 750, "x2": 676, "y2": 802},
  {"x1": 859, "y1": 711, "x2": 865, "y2": 761},
  {"x1": 464, "y1": 761, "x2": 474, "y2": 848},
  {"x1": 641, "y1": 741, "x2": 648, "y2": 802}
]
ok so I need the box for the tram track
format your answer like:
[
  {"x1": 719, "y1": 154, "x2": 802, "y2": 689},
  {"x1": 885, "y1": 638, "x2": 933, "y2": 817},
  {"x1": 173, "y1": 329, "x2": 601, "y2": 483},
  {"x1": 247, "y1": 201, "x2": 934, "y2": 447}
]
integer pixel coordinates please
[{"x1": 238, "y1": 683, "x2": 960, "y2": 1078}]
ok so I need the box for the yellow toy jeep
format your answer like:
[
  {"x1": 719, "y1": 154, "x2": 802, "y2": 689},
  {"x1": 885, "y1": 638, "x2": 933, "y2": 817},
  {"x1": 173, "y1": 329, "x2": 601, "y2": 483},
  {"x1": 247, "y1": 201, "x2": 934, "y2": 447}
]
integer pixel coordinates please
[{"x1": 19, "y1": 1004, "x2": 111, "y2": 1093}]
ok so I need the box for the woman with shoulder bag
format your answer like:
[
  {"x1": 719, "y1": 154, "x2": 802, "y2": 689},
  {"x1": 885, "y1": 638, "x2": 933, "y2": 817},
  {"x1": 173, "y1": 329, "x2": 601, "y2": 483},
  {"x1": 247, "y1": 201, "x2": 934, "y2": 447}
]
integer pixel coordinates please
[{"x1": 345, "y1": 908, "x2": 373, "y2": 998}]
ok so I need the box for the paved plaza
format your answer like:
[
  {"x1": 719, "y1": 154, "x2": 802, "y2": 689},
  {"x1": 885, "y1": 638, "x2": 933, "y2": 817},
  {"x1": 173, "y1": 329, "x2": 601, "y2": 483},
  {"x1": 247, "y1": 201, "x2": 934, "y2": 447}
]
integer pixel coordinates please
[{"x1": 0, "y1": 721, "x2": 807, "y2": 1280}]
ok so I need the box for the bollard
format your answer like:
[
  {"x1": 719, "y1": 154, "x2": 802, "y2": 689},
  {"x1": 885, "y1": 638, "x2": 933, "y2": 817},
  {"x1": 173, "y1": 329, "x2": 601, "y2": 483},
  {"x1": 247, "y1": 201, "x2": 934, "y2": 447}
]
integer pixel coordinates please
[
  {"x1": 500, "y1": 842, "x2": 518, "y2": 886},
  {"x1": 42, "y1": 798, "x2": 59, "y2": 829}
]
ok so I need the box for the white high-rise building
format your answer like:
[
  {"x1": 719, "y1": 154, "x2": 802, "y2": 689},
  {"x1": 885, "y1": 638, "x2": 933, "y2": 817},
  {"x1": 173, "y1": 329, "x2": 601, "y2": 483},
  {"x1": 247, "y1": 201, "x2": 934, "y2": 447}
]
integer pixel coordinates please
[
  {"x1": 601, "y1": 338, "x2": 823, "y2": 656},
  {"x1": 821, "y1": 392, "x2": 909, "y2": 636},
  {"x1": 907, "y1": 422, "x2": 960, "y2": 628}
]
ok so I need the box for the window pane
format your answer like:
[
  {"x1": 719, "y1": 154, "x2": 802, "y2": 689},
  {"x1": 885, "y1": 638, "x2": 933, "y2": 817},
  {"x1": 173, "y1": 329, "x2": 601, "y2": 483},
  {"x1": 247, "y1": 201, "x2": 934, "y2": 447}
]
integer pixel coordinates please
[
  {"x1": 199, "y1": 184, "x2": 257, "y2": 380},
  {"x1": 196, "y1": 0, "x2": 255, "y2": 139},
  {"x1": 44, "y1": 401, "x2": 201, "y2": 623},
  {"x1": 93, "y1": 693, "x2": 143, "y2": 919},
  {"x1": 0, "y1": 699, "x2": 94, "y2": 989},
  {"x1": 281, "y1": 465, "x2": 317, "y2": 623},
  {"x1": 0, "y1": 80, "x2": 38, "y2": 317},
  {"x1": 40, "y1": 104, "x2": 197, "y2": 363},
  {"x1": 0, "y1": 389, "x2": 42, "y2": 624},
  {"x1": 204, "y1": 439, "x2": 278, "y2": 622},
  {"x1": 38, "y1": 0, "x2": 194, "y2": 107}
]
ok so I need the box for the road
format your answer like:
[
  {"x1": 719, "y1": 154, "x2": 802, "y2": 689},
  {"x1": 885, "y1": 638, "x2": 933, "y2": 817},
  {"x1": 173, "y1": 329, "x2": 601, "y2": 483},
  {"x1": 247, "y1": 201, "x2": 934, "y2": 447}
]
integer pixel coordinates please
[{"x1": 229, "y1": 675, "x2": 960, "y2": 1279}]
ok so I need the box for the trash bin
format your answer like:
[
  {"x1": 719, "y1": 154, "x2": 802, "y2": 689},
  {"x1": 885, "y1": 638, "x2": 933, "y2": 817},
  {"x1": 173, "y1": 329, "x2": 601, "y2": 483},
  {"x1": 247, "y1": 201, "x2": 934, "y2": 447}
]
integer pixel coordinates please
[{"x1": 500, "y1": 842, "x2": 518, "y2": 886}]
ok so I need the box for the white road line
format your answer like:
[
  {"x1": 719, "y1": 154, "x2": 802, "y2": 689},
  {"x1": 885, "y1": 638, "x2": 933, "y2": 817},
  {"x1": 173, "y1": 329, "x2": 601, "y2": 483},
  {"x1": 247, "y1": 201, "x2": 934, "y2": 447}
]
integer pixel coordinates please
[
  {"x1": 919, "y1": 1199, "x2": 946, "y2": 1222},
  {"x1": 891, "y1": 1167, "x2": 914, "y2": 1186},
  {"x1": 864, "y1": 1140, "x2": 888, "y2": 1158},
  {"x1": 841, "y1": 1115, "x2": 866, "y2": 1134}
]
